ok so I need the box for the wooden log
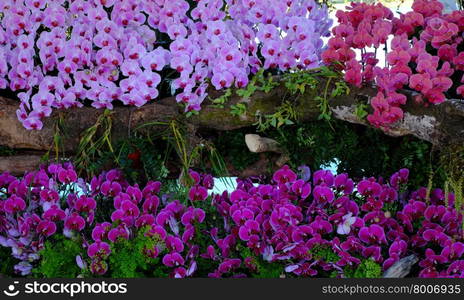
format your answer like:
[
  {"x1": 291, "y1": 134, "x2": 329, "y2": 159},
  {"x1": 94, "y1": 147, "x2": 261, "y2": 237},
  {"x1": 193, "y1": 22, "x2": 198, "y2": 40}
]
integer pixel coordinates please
[
  {"x1": 1, "y1": 78, "x2": 463, "y2": 154},
  {"x1": 245, "y1": 134, "x2": 282, "y2": 153}
]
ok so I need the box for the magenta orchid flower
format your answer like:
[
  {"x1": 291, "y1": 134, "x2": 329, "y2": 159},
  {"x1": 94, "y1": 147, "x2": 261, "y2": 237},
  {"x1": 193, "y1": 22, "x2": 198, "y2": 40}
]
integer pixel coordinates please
[
  {"x1": 313, "y1": 185, "x2": 335, "y2": 204},
  {"x1": 4, "y1": 196, "x2": 26, "y2": 214},
  {"x1": 359, "y1": 224, "x2": 387, "y2": 245},
  {"x1": 88, "y1": 241, "x2": 111, "y2": 258},
  {"x1": 42, "y1": 206, "x2": 66, "y2": 222},
  {"x1": 273, "y1": 165, "x2": 297, "y2": 184},
  {"x1": 162, "y1": 252, "x2": 185, "y2": 267},
  {"x1": 64, "y1": 213, "x2": 86, "y2": 232}
]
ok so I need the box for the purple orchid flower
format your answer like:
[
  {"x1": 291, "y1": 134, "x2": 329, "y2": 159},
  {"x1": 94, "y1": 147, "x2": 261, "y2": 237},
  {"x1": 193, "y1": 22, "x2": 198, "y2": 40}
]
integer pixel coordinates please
[
  {"x1": 357, "y1": 179, "x2": 382, "y2": 197},
  {"x1": 297, "y1": 165, "x2": 311, "y2": 182},
  {"x1": 42, "y1": 205, "x2": 66, "y2": 222}
]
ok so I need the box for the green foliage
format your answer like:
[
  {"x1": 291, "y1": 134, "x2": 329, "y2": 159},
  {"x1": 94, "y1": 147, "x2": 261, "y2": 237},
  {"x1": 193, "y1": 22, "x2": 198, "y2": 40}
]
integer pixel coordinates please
[
  {"x1": 108, "y1": 227, "x2": 163, "y2": 278},
  {"x1": 35, "y1": 236, "x2": 84, "y2": 278},
  {"x1": 41, "y1": 112, "x2": 72, "y2": 163},
  {"x1": 0, "y1": 247, "x2": 18, "y2": 277},
  {"x1": 83, "y1": 117, "x2": 230, "y2": 186},
  {"x1": 254, "y1": 262, "x2": 284, "y2": 278},
  {"x1": 450, "y1": 179, "x2": 463, "y2": 212},
  {"x1": 229, "y1": 70, "x2": 279, "y2": 116},
  {"x1": 151, "y1": 266, "x2": 171, "y2": 278},
  {"x1": 254, "y1": 101, "x2": 297, "y2": 131},
  {"x1": 246, "y1": 69, "x2": 280, "y2": 95},
  {"x1": 259, "y1": 74, "x2": 280, "y2": 93},
  {"x1": 344, "y1": 259, "x2": 382, "y2": 278},
  {"x1": 156, "y1": 120, "x2": 230, "y2": 182},
  {"x1": 236, "y1": 83, "x2": 258, "y2": 99},
  {"x1": 331, "y1": 80, "x2": 351, "y2": 98},
  {"x1": 210, "y1": 89, "x2": 232, "y2": 108},
  {"x1": 208, "y1": 69, "x2": 279, "y2": 116},
  {"x1": 309, "y1": 245, "x2": 340, "y2": 263},
  {"x1": 284, "y1": 71, "x2": 318, "y2": 95},
  {"x1": 185, "y1": 110, "x2": 200, "y2": 118},
  {"x1": 315, "y1": 94, "x2": 331, "y2": 121},
  {"x1": 441, "y1": 144, "x2": 464, "y2": 224},
  {"x1": 0, "y1": 146, "x2": 15, "y2": 156},
  {"x1": 383, "y1": 202, "x2": 399, "y2": 216}
]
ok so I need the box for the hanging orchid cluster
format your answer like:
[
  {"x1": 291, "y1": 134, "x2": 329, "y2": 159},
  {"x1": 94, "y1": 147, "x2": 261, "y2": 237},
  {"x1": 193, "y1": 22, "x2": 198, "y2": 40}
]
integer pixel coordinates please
[
  {"x1": 323, "y1": 0, "x2": 464, "y2": 129},
  {"x1": 0, "y1": 0, "x2": 331, "y2": 130},
  {"x1": 1, "y1": 163, "x2": 463, "y2": 278}
]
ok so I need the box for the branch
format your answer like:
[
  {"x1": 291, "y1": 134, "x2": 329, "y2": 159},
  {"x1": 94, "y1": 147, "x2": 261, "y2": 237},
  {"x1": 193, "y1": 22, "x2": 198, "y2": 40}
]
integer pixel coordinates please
[{"x1": 0, "y1": 78, "x2": 463, "y2": 156}]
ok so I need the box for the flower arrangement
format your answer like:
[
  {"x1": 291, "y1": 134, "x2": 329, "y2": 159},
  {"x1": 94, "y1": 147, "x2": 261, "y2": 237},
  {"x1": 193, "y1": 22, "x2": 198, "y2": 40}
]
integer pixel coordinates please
[
  {"x1": 323, "y1": 0, "x2": 464, "y2": 128},
  {"x1": 0, "y1": 0, "x2": 331, "y2": 130},
  {"x1": 1, "y1": 163, "x2": 463, "y2": 278}
]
